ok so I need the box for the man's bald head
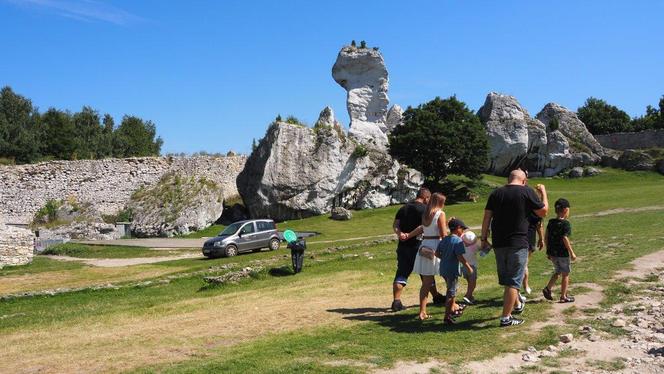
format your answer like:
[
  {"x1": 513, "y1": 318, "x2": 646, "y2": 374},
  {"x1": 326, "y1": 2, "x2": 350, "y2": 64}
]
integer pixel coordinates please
[{"x1": 508, "y1": 169, "x2": 527, "y2": 184}]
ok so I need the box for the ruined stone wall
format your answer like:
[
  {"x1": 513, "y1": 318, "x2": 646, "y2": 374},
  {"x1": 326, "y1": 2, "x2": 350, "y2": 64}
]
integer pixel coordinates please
[
  {"x1": 0, "y1": 156, "x2": 247, "y2": 224},
  {"x1": 596, "y1": 129, "x2": 664, "y2": 150},
  {"x1": 0, "y1": 225, "x2": 34, "y2": 267}
]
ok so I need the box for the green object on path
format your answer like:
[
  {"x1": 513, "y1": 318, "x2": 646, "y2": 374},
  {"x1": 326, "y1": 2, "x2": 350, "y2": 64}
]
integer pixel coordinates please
[{"x1": 283, "y1": 230, "x2": 297, "y2": 243}]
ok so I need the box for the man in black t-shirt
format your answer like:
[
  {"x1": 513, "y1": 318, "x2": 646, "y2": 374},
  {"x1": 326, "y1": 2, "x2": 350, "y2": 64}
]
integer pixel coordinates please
[
  {"x1": 481, "y1": 169, "x2": 548, "y2": 327},
  {"x1": 391, "y1": 187, "x2": 444, "y2": 311}
]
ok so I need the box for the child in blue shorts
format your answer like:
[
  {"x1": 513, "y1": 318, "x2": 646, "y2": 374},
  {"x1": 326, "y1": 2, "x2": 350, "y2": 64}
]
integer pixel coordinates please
[{"x1": 436, "y1": 218, "x2": 474, "y2": 325}]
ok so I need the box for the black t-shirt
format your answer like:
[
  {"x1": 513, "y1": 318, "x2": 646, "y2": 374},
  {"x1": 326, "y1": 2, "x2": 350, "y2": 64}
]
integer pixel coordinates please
[
  {"x1": 527, "y1": 212, "x2": 543, "y2": 250},
  {"x1": 546, "y1": 218, "x2": 572, "y2": 257},
  {"x1": 485, "y1": 185, "x2": 545, "y2": 249},
  {"x1": 395, "y1": 201, "x2": 426, "y2": 247}
]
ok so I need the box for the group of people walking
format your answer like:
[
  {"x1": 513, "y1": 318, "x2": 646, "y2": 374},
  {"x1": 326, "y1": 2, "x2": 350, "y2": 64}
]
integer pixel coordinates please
[{"x1": 391, "y1": 169, "x2": 577, "y2": 327}]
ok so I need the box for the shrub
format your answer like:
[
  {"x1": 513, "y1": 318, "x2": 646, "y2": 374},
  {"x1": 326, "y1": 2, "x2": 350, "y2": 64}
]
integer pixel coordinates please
[{"x1": 352, "y1": 144, "x2": 368, "y2": 158}]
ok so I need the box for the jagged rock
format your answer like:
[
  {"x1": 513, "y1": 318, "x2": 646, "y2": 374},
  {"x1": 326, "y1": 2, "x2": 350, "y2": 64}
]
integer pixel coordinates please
[
  {"x1": 237, "y1": 122, "x2": 421, "y2": 221},
  {"x1": 129, "y1": 173, "x2": 224, "y2": 237},
  {"x1": 316, "y1": 106, "x2": 340, "y2": 128},
  {"x1": 559, "y1": 334, "x2": 574, "y2": 343},
  {"x1": 383, "y1": 104, "x2": 403, "y2": 133},
  {"x1": 584, "y1": 166, "x2": 601, "y2": 176},
  {"x1": 618, "y1": 150, "x2": 655, "y2": 171},
  {"x1": 568, "y1": 167, "x2": 584, "y2": 178},
  {"x1": 0, "y1": 221, "x2": 34, "y2": 268},
  {"x1": 536, "y1": 103, "x2": 604, "y2": 157},
  {"x1": 479, "y1": 93, "x2": 604, "y2": 177},
  {"x1": 330, "y1": 207, "x2": 352, "y2": 221},
  {"x1": 332, "y1": 46, "x2": 390, "y2": 149},
  {"x1": 39, "y1": 222, "x2": 121, "y2": 241}
]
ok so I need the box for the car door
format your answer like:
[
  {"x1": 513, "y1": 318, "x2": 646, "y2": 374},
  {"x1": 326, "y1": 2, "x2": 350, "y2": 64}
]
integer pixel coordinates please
[
  {"x1": 255, "y1": 221, "x2": 271, "y2": 247},
  {"x1": 237, "y1": 222, "x2": 257, "y2": 252}
]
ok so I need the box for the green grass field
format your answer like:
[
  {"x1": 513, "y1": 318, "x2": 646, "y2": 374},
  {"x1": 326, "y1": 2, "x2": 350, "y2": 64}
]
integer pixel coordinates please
[{"x1": 0, "y1": 168, "x2": 663, "y2": 373}]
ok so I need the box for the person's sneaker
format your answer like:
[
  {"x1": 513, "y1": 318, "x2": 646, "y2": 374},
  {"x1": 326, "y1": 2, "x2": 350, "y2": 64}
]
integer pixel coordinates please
[
  {"x1": 518, "y1": 293, "x2": 527, "y2": 304},
  {"x1": 513, "y1": 301, "x2": 525, "y2": 314},
  {"x1": 432, "y1": 293, "x2": 446, "y2": 305},
  {"x1": 542, "y1": 287, "x2": 553, "y2": 301},
  {"x1": 500, "y1": 316, "x2": 525, "y2": 327},
  {"x1": 390, "y1": 299, "x2": 405, "y2": 311},
  {"x1": 462, "y1": 296, "x2": 475, "y2": 305}
]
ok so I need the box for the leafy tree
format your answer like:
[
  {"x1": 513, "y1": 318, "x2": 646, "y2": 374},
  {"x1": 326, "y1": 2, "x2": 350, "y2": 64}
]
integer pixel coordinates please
[
  {"x1": 631, "y1": 95, "x2": 664, "y2": 131},
  {"x1": 72, "y1": 106, "x2": 103, "y2": 159},
  {"x1": 577, "y1": 97, "x2": 632, "y2": 134},
  {"x1": 388, "y1": 96, "x2": 489, "y2": 184},
  {"x1": 113, "y1": 115, "x2": 163, "y2": 157},
  {"x1": 350, "y1": 40, "x2": 356, "y2": 47},
  {"x1": 360, "y1": 40, "x2": 367, "y2": 48},
  {"x1": 96, "y1": 114, "x2": 115, "y2": 158},
  {"x1": 41, "y1": 108, "x2": 77, "y2": 160},
  {"x1": 0, "y1": 86, "x2": 42, "y2": 163},
  {"x1": 251, "y1": 138, "x2": 258, "y2": 151}
]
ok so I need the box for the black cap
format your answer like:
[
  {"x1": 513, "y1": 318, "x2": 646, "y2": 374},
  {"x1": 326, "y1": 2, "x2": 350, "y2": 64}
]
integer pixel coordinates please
[
  {"x1": 448, "y1": 218, "x2": 468, "y2": 231},
  {"x1": 555, "y1": 198, "x2": 570, "y2": 210}
]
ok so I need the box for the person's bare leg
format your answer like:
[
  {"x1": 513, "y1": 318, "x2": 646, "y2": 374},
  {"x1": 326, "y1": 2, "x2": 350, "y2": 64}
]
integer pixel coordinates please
[
  {"x1": 560, "y1": 273, "x2": 569, "y2": 299},
  {"x1": 445, "y1": 295, "x2": 454, "y2": 320},
  {"x1": 547, "y1": 273, "x2": 559, "y2": 291},
  {"x1": 522, "y1": 266, "x2": 529, "y2": 292},
  {"x1": 465, "y1": 277, "x2": 476, "y2": 299},
  {"x1": 393, "y1": 282, "x2": 404, "y2": 301},
  {"x1": 419, "y1": 275, "x2": 433, "y2": 319},
  {"x1": 502, "y1": 287, "x2": 518, "y2": 318}
]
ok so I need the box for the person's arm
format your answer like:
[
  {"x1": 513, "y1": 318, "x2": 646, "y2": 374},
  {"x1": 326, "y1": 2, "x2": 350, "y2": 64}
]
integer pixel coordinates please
[
  {"x1": 534, "y1": 184, "x2": 549, "y2": 218},
  {"x1": 563, "y1": 236, "x2": 576, "y2": 261},
  {"x1": 457, "y1": 254, "x2": 473, "y2": 274},
  {"x1": 536, "y1": 220, "x2": 544, "y2": 250},
  {"x1": 393, "y1": 219, "x2": 406, "y2": 241},
  {"x1": 404, "y1": 225, "x2": 424, "y2": 240},
  {"x1": 481, "y1": 209, "x2": 493, "y2": 250},
  {"x1": 437, "y1": 211, "x2": 448, "y2": 238}
]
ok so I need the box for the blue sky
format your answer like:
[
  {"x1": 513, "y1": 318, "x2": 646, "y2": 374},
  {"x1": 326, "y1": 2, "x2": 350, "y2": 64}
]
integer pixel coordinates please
[{"x1": 1, "y1": 1, "x2": 663, "y2": 154}]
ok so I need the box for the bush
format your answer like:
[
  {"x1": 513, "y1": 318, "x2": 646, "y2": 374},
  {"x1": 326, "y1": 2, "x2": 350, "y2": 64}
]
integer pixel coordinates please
[
  {"x1": 33, "y1": 199, "x2": 62, "y2": 224},
  {"x1": 351, "y1": 144, "x2": 368, "y2": 158},
  {"x1": 388, "y1": 96, "x2": 489, "y2": 184}
]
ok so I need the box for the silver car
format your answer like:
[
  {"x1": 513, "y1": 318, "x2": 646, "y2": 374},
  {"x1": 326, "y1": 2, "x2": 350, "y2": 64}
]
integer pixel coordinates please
[{"x1": 202, "y1": 219, "x2": 280, "y2": 258}]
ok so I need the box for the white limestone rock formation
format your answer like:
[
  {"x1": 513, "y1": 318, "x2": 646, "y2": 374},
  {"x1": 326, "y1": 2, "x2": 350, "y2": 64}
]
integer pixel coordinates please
[
  {"x1": 236, "y1": 121, "x2": 421, "y2": 221},
  {"x1": 384, "y1": 104, "x2": 404, "y2": 133},
  {"x1": 332, "y1": 46, "x2": 390, "y2": 149},
  {"x1": 479, "y1": 92, "x2": 547, "y2": 175},
  {"x1": 32, "y1": 198, "x2": 122, "y2": 241},
  {"x1": 479, "y1": 93, "x2": 604, "y2": 177},
  {"x1": 128, "y1": 173, "x2": 224, "y2": 237}
]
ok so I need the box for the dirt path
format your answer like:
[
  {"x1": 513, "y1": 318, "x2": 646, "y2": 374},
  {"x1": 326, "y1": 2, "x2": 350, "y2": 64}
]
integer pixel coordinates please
[
  {"x1": 75, "y1": 238, "x2": 206, "y2": 248},
  {"x1": 0, "y1": 271, "x2": 389, "y2": 374},
  {"x1": 377, "y1": 249, "x2": 664, "y2": 374},
  {"x1": 42, "y1": 253, "x2": 201, "y2": 267}
]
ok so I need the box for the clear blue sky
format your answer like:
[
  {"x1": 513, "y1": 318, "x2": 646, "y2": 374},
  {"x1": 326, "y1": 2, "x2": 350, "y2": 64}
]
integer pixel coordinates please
[{"x1": 2, "y1": 1, "x2": 663, "y2": 155}]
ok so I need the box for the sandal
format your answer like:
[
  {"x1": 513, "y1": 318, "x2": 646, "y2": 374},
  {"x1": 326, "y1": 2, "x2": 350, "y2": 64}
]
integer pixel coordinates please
[
  {"x1": 559, "y1": 296, "x2": 575, "y2": 303},
  {"x1": 418, "y1": 313, "x2": 432, "y2": 320},
  {"x1": 452, "y1": 309, "x2": 464, "y2": 317}
]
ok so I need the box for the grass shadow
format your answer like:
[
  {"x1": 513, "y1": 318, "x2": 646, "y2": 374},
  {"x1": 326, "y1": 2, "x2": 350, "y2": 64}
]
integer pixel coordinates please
[{"x1": 269, "y1": 266, "x2": 295, "y2": 277}]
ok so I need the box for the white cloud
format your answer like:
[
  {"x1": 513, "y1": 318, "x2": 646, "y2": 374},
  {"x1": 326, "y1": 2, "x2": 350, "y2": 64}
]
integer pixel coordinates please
[{"x1": 6, "y1": 0, "x2": 144, "y2": 25}]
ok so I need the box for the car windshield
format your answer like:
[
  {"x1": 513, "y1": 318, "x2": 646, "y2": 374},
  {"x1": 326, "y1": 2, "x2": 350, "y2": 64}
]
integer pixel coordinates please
[{"x1": 218, "y1": 222, "x2": 243, "y2": 236}]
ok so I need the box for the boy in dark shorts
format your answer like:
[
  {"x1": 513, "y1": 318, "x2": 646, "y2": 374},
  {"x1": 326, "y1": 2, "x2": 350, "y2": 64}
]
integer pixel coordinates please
[
  {"x1": 437, "y1": 219, "x2": 474, "y2": 325},
  {"x1": 542, "y1": 198, "x2": 577, "y2": 303}
]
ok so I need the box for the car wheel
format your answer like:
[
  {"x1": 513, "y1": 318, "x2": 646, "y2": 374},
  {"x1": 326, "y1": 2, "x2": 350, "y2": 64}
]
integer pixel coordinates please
[
  {"x1": 268, "y1": 238, "x2": 280, "y2": 251},
  {"x1": 224, "y1": 245, "x2": 238, "y2": 257}
]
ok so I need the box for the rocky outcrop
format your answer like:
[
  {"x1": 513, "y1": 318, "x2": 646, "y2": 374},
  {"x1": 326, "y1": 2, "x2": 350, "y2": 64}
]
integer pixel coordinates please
[
  {"x1": 383, "y1": 104, "x2": 404, "y2": 133},
  {"x1": 0, "y1": 156, "x2": 246, "y2": 225},
  {"x1": 479, "y1": 93, "x2": 604, "y2": 176},
  {"x1": 128, "y1": 173, "x2": 224, "y2": 237},
  {"x1": 31, "y1": 198, "x2": 122, "y2": 241},
  {"x1": 0, "y1": 220, "x2": 34, "y2": 268},
  {"x1": 237, "y1": 120, "x2": 421, "y2": 221},
  {"x1": 617, "y1": 150, "x2": 655, "y2": 171},
  {"x1": 479, "y1": 92, "x2": 547, "y2": 175},
  {"x1": 330, "y1": 207, "x2": 353, "y2": 221},
  {"x1": 332, "y1": 46, "x2": 390, "y2": 149}
]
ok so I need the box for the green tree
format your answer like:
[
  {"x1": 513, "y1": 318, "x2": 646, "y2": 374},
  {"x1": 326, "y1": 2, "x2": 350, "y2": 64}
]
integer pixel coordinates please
[
  {"x1": 631, "y1": 95, "x2": 664, "y2": 131},
  {"x1": 96, "y1": 114, "x2": 115, "y2": 158},
  {"x1": 577, "y1": 97, "x2": 632, "y2": 134},
  {"x1": 113, "y1": 115, "x2": 163, "y2": 157},
  {"x1": 0, "y1": 86, "x2": 42, "y2": 163},
  {"x1": 72, "y1": 106, "x2": 103, "y2": 159},
  {"x1": 388, "y1": 96, "x2": 489, "y2": 183},
  {"x1": 41, "y1": 108, "x2": 77, "y2": 160}
]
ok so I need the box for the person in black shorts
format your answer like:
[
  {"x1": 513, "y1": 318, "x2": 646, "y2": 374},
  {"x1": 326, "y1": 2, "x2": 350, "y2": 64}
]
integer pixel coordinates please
[
  {"x1": 391, "y1": 187, "x2": 445, "y2": 311},
  {"x1": 481, "y1": 169, "x2": 548, "y2": 327}
]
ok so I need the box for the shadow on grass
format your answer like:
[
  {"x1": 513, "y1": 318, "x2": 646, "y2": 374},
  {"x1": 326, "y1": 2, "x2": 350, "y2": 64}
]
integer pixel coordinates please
[
  {"x1": 269, "y1": 266, "x2": 295, "y2": 277},
  {"x1": 327, "y1": 307, "x2": 495, "y2": 333}
]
